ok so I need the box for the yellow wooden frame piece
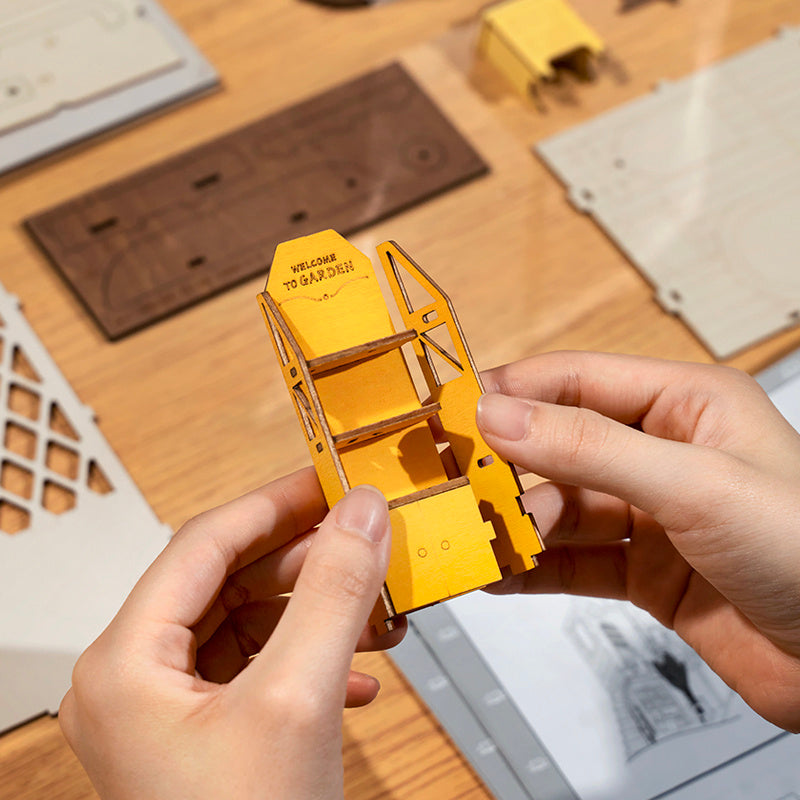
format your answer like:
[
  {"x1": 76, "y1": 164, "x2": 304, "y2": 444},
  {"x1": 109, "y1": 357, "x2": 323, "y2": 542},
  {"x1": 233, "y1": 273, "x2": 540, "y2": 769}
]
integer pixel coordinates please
[
  {"x1": 479, "y1": 0, "x2": 605, "y2": 96},
  {"x1": 258, "y1": 230, "x2": 543, "y2": 632}
]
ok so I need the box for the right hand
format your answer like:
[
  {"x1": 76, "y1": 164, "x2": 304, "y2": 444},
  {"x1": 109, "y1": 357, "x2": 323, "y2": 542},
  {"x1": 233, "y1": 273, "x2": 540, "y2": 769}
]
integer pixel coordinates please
[{"x1": 476, "y1": 351, "x2": 800, "y2": 731}]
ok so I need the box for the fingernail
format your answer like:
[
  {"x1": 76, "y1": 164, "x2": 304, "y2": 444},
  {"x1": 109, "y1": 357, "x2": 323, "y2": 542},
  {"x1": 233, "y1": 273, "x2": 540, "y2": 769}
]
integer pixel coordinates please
[
  {"x1": 336, "y1": 485, "x2": 388, "y2": 543},
  {"x1": 477, "y1": 393, "x2": 533, "y2": 441}
]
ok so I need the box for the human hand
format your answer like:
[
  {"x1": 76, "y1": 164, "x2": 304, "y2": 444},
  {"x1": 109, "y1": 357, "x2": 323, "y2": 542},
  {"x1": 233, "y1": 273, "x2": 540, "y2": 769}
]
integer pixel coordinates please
[
  {"x1": 59, "y1": 469, "x2": 401, "y2": 800},
  {"x1": 476, "y1": 351, "x2": 800, "y2": 731}
]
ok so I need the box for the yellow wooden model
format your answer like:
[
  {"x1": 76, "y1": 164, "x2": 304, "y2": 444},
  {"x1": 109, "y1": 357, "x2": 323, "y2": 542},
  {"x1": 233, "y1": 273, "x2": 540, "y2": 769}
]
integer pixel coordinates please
[
  {"x1": 479, "y1": 0, "x2": 605, "y2": 97},
  {"x1": 258, "y1": 230, "x2": 543, "y2": 632}
]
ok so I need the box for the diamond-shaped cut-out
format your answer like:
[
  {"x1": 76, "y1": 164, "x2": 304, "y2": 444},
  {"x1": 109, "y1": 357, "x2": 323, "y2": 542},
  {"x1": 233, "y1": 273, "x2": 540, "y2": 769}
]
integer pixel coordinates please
[
  {"x1": 49, "y1": 402, "x2": 79, "y2": 441},
  {"x1": 0, "y1": 498, "x2": 30, "y2": 534},
  {"x1": 43, "y1": 480, "x2": 76, "y2": 515},
  {"x1": 12, "y1": 346, "x2": 40, "y2": 383},
  {"x1": 46, "y1": 441, "x2": 79, "y2": 481},
  {"x1": 3, "y1": 421, "x2": 36, "y2": 460},
  {"x1": 8, "y1": 384, "x2": 41, "y2": 421},
  {"x1": 1, "y1": 459, "x2": 34, "y2": 500}
]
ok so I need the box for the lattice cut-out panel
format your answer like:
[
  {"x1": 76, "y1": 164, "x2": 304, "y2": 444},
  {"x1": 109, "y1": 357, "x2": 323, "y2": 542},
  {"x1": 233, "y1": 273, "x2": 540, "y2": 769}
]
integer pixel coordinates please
[{"x1": 0, "y1": 284, "x2": 170, "y2": 734}]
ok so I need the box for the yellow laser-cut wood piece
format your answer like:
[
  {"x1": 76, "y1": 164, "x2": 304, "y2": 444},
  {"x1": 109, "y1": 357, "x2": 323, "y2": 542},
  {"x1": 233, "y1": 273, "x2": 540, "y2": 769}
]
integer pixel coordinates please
[
  {"x1": 258, "y1": 230, "x2": 543, "y2": 632},
  {"x1": 479, "y1": 0, "x2": 605, "y2": 97}
]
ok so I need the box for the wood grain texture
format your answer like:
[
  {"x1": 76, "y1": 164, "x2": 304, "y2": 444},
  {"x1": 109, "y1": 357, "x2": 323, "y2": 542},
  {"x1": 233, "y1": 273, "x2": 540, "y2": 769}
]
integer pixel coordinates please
[
  {"x1": 2, "y1": 1, "x2": 800, "y2": 799},
  {"x1": 25, "y1": 64, "x2": 487, "y2": 339}
]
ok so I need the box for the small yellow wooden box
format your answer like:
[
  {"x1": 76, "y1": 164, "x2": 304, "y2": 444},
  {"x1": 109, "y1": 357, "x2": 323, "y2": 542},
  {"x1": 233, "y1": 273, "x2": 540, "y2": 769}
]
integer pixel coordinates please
[{"x1": 479, "y1": 0, "x2": 605, "y2": 96}]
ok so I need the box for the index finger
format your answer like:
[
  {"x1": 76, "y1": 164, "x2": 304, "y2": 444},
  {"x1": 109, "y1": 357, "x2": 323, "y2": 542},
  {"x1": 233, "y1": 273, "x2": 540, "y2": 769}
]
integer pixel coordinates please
[
  {"x1": 482, "y1": 351, "x2": 750, "y2": 440},
  {"x1": 117, "y1": 467, "x2": 327, "y2": 630}
]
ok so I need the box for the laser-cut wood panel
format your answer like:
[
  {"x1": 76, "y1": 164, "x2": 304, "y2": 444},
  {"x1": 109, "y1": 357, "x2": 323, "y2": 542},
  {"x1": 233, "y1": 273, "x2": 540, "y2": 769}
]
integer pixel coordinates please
[{"x1": 26, "y1": 63, "x2": 489, "y2": 339}]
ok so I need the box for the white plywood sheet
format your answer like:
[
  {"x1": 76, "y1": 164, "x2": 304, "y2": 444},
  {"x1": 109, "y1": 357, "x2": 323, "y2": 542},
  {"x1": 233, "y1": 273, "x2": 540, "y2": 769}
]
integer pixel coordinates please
[
  {"x1": 537, "y1": 28, "x2": 800, "y2": 359},
  {"x1": 0, "y1": 0, "x2": 218, "y2": 173},
  {"x1": 0, "y1": 283, "x2": 170, "y2": 733}
]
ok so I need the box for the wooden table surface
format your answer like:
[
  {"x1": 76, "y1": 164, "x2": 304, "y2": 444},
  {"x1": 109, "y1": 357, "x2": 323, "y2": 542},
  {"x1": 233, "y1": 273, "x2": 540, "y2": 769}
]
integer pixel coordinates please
[{"x1": 2, "y1": 0, "x2": 800, "y2": 797}]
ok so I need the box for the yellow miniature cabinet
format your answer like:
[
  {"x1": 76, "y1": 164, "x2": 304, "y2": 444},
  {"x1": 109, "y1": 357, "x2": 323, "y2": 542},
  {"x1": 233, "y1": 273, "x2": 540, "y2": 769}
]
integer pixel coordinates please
[
  {"x1": 258, "y1": 230, "x2": 543, "y2": 632},
  {"x1": 479, "y1": 0, "x2": 605, "y2": 97}
]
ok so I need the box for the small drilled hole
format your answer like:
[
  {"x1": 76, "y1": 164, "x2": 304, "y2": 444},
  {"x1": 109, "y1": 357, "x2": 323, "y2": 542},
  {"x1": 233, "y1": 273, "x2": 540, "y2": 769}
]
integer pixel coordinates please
[
  {"x1": 88, "y1": 217, "x2": 118, "y2": 235},
  {"x1": 187, "y1": 256, "x2": 206, "y2": 268},
  {"x1": 478, "y1": 455, "x2": 494, "y2": 468},
  {"x1": 290, "y1": 211, "x2": 308, "y2": 224},
  {"x1": 316, "y1": 442, "x2": 324, "y2": 453},
  {"x1": 346, "y1": 177, "x2": 358, "y2": 188},
  {"x1": 193, "y1": 172, "x2": 221, "y2": 190},
  {"x1": 581, "y1": 189, "x2": 594, "y2": 202},
  {"x1": 6, "y1": 85, "x2": 20, "y2": 97},
  {"x1": 669, "y1": 290, "x2": 683, "y2": 303},
  {"x1": 290, "y1": 367, "x2": 297, "y2": 378},
  {"x1": 789, "y1": 310, "x2": 800, "y2": 321}
]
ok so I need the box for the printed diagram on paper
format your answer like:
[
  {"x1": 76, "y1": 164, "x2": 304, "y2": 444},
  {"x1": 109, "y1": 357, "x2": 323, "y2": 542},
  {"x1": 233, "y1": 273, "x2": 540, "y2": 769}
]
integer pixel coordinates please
[
  {"x1": 562, "y1": 601, "x2": 735, "y2": 760},
  {"x1": 0, "y1": 0, "x2": 217, "y2": 173},
  {"x1": 0, "y1": 282, "x2": 170, "y2": 734},
  {"x1": 537, "y1": 27, "x2": 800, "y2": 358}
]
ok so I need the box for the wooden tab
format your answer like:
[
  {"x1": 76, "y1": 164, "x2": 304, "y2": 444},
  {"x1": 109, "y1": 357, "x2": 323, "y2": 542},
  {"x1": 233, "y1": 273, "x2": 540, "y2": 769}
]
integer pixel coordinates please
[
  {"x1": 387, "y1": 476, "x2": 470, "y2": 509},
  {"x1": 307, "y1": 330, "x2": 417, "y2": 376},
  {"x1": 25, "y1": 63, "x2": 488, "y2": 339},
  {"x1": 333, "y1": 402, "x2": 441, "y2": 449}
]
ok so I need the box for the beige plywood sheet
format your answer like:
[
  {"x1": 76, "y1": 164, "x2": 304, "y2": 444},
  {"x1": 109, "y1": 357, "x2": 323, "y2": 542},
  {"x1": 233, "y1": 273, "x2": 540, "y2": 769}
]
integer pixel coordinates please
[{"x1": 537, "y1": 28, "x2": 800, "y2": 359}]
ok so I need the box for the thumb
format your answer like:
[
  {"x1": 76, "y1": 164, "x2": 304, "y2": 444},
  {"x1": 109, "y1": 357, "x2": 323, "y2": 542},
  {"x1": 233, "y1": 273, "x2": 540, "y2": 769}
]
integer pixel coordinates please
[
  {"x1": 240, "y1": 485, "x2": 391, "y2": 705},
  {"x1": 476, "y1": 392, "x2": 735, "y2": 532}
]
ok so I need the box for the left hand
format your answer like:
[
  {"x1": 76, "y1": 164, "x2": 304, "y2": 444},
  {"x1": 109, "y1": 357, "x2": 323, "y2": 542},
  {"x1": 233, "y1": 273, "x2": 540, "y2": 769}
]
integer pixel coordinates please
[{"x1": 59, "y1": 468, "x2": 403, "y2": 800}]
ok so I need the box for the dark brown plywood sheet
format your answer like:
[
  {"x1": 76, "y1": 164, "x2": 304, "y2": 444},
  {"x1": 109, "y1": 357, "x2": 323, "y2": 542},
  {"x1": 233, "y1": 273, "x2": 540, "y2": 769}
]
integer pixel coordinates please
[{"x1": 25, "y1": 63, "x2": 489, "y2": 339}]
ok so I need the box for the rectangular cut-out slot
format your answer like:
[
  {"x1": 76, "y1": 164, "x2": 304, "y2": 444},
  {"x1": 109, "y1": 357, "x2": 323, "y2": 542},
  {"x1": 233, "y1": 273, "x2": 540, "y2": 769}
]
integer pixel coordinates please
[
  {"x1": 193, "y1": 173, "x2": 221, "y2": 190},
  {"x1": 307, "y1": 330, "x2": 417, "y2": 376},
  {"x1": 333, "y1": 403, "x2": 441, "y2": 449},
  {"x1": 88, "y1": 217, "x2": 119, "y2": 235}
]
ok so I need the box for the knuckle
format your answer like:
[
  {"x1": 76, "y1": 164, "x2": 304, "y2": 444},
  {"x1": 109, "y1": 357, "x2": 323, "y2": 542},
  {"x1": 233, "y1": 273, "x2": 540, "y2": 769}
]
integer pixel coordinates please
[{"x1": 260, "y1": 679, "x2": 327, "y2": 731}]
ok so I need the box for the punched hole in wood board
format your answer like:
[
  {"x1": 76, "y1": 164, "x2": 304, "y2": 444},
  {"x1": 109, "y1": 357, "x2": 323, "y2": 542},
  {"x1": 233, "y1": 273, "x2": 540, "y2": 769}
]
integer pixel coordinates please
[
  {"x1": 88, "y1": 217, "x2": 118, "y2": 235},
  {"x1": 187, "y1": 256, "x2": 207, "y2": 269},
  {"x1": 43, "y1": 480, "x2": 76, "y2": 514},
  {"x1": 0, "y1": 499, "x2": 30, "y2": 535},
  {"x1": 4, "y1": 421, "x2": 37, "y2": 460},
  {"x1": 192, "y1": 172, "x2": 221, "y2": 190},
  {"x1": 87, "y1": 460, "x2": 113, "y2": 495},
  {"x1": 8, "y1": 384, "x2": 41, "y2": 421},
  {"x1": 49, "y1": 403, "x2": 80, "y2": 441},
  {"x1": 290, "y1": 210, "x2": 308, "y2": 224},
  {"x1": 46, "y1": 441, "x2": 80, "y2": 480},
  {"x1": 12, "y1": 345, "x2": 40, "y2": 383},
  {"x1": 1, "y1": 460, "x2": 34, "y2": 500}
]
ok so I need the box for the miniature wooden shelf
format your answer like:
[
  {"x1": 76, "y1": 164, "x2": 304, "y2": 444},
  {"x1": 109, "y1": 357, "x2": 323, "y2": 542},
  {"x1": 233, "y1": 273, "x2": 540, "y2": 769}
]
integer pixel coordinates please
[
  {"x1": 387, "y1": 476, "x2": 470, "y2": 510},
  {"x1": 307, "y1": 329, "x2": 417, "y2": 376},
  {"x1": 332, "y1": 402, "x2": 441, "y2": 449}
]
